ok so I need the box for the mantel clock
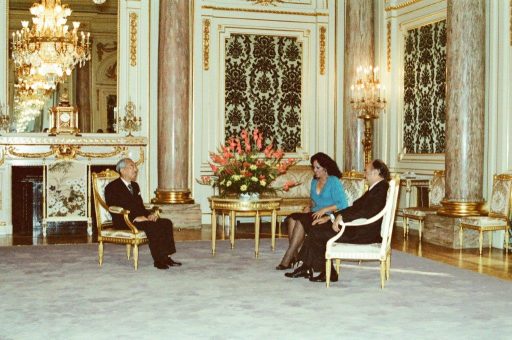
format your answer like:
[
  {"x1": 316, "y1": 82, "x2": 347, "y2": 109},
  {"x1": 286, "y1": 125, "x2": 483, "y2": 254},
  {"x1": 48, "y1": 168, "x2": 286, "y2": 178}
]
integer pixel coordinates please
[{"x1": 49, "y1": 91, "x2": 81, "y2": 136}]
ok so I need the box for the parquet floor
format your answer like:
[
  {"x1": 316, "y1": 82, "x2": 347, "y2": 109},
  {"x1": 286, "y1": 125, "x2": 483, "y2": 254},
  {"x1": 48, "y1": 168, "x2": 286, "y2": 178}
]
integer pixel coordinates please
[{"x1": 1, "y1": 223, "x2": 511, "y2": 281}]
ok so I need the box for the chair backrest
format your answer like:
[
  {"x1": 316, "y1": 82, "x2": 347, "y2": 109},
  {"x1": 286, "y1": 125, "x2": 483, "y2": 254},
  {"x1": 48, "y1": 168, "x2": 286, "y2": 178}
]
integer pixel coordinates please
[
  {"x1": 429, "y1": 170, "x2": 445, "y2": 208},
  {"x1": 489, "y1": 174, "x2": 512, "y2": 218},
  {"x1": 340, "y1": 170, "x2": 366, "y2": 206},
  {"x1": 271, "y1": 165, "x2": 314, "y2": 198},
  {"x1": 379, "y1": 175, "x2": 401, "y2": 256},
  {"x1": 92, "y1": 169, "x2": 120, "y2": 230}
]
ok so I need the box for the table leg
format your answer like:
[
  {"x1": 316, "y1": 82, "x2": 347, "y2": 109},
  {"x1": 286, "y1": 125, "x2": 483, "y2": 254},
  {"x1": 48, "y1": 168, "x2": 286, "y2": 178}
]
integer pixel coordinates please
[
  {"x1": 230, "y1": 211, "x2": 236, "y2": 249},
  {"x1": 271, "y1": 209, "x2": 277, "y2": 251},
  {"x1": 255, "y1": 211, "x2": 260, "y2": 258},
  {"x1": 211, "y1": 209, "x2": 217, "y2": 256}
]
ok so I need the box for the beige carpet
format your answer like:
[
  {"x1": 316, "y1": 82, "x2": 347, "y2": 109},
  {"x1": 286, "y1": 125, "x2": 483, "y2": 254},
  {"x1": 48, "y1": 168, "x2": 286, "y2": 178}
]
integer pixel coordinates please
[{"x1": 0, "y1": 239, "x2": 511, "y2": 340}]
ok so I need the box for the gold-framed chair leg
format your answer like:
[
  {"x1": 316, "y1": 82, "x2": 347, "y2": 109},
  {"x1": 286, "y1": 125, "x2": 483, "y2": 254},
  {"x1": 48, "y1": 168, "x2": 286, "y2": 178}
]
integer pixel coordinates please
[
  {"x1": 489, "y1": 231, "x2": 493, "y2": 251},
  {"x1": 335, "y1": 259, "x2": 340, "y2": 273},
  {"x1": 380, "y1": 260, "x2": 386, "y2": 289},
  {"x1": 98, "y1": 241, "x2": 104, "y2": 266},
  {"x1": 325, "y1": 259, "x2": 331, "y2": 288},
  {"x1": 126, "y1": 244, "x2": 131, "y2": 259},
  {"x1": 404, "y1": 217, "x2": 409, "y2": 237},
  {"x1": 479, "y1": 230, "x2": 483, "y2": 255},
  {"x1": 133, "y1": 244, "x2": 139, "y2": 270}
]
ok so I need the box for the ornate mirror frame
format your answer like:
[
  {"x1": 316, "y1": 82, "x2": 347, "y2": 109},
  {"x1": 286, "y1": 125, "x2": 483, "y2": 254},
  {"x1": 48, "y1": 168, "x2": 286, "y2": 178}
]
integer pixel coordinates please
[{"x1": 0, "y1": 0, "x2": 151, "y2": 138}]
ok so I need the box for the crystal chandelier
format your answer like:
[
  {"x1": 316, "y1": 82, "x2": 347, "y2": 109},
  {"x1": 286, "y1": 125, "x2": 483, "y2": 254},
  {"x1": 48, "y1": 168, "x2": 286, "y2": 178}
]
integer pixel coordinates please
[{"x1": 11, "y1": 0, "x2": 91, "y2": 87}]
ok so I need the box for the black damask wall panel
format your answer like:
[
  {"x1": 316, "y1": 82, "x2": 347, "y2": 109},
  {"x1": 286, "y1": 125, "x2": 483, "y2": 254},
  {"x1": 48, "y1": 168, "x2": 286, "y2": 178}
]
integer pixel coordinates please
[
  {"x1": 403, "y1": 20, "x2": 446, "y2": 154},
  {"x1": 225, "y1": 34, "x2": 302, "y2": 152}
]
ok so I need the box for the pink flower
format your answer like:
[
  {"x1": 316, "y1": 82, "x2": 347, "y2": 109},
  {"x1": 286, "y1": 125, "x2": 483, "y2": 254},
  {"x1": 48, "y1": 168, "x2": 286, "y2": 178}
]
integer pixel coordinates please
[
  {"x1": 273, "y1": 149, "x2": 284, "y2": 159},
  {"x1": 283, "y1": 180, "x2": 298, "y2": 191},
  {"x1": 235, "y1": 138, "x2": 242, "y2": 154},
  {"x1": 210, "y1": 163, "x2": 218, "y2": 173},
  {"x1": 264, "y1": 144, "x2": 273, "y2": 158}
]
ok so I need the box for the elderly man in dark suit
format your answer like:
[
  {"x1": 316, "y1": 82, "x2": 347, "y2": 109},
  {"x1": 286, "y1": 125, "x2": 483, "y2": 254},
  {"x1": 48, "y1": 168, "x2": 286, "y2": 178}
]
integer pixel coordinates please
[
  {"x1": 285, "y1": 159, "x2": 390, "y2": 282},
  {"x1": 105, "y1": 158, "x2": 181, "y2": 270}
]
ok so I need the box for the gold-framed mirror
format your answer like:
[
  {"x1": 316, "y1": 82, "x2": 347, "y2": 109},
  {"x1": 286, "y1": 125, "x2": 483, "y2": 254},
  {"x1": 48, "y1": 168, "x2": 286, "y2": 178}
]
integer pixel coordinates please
[{"x1": 7, "y1": 0, "x2": 118, "y2": 134}]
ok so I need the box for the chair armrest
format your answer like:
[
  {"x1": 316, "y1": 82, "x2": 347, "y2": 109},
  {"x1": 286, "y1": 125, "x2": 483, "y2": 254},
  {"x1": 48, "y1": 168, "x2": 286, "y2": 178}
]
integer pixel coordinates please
[
  {"x1": 326, "y1": 206, "x2": 387, "y2": 246},
  {"x1": 107, "y1": 206, "x2": 141, "y2": 234}
]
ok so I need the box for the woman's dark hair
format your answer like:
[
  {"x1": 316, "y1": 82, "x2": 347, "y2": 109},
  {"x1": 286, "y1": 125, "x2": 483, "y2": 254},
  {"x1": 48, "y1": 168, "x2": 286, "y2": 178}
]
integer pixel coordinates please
[
  {"x1": 372, "y1": 159, "x2": 391, "y2": 181},
  {"x1": 310, "y1": 152, "x2": 342, "y2": 178}
]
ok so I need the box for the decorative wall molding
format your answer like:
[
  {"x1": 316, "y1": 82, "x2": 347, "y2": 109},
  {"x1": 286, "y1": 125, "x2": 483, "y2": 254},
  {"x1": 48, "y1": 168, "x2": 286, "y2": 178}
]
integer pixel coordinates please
[
  {"x1": 319, "y1": 26, "x2": 326, "y2": 75},
  {"x1": 6, "y1": 145, "x2": 127, "y2": 160},
  {"x1": 248, "y1": 0, "x2": 284, "y2": 5},
  {"x1": 201, "y1": 5, "x2": 328, "y2": 16},
  {"x1": 203, "y1": 19, "x2": 211, "y2": 70},
  {"x1": 129, "y1": 12, "x2": 138, "y2": 66},
  {"x1": 385, "y1": 0, "x2": 423, "y2": 12},
  {"x1": 387, "y1": 21, "x2": 391, "y2": 72}
]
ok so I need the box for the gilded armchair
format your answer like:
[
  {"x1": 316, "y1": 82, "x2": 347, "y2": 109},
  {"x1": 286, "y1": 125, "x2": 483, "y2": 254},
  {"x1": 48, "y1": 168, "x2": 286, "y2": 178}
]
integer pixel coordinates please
[
  {"x1": 92, "y1": 169, "x2": 154, "y2": 270},
  {"x1": 459, "y1": 174, "x2": 512, "y2": 255},
  {"x1": 403, "y1": 170, "x2": 445, "y2": 241}
]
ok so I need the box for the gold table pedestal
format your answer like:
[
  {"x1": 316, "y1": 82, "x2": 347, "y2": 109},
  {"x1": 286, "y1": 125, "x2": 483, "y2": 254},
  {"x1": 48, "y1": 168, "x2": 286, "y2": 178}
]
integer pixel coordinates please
[{"x1": 208, "y1": 197, "x2": 281, "y2": 258}]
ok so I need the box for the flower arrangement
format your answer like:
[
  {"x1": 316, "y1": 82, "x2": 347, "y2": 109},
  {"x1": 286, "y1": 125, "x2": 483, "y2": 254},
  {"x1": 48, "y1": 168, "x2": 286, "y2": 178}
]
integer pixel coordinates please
[{"x1": 198, "y1": 129, "x2": 299, "y2": 197}]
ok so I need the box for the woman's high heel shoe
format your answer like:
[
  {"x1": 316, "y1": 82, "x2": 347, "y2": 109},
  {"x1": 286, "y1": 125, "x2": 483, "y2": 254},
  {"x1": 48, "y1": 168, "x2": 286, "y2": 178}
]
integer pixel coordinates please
[
  {"x1": 275, "y1": 263, "x2": 292, "y2": 270},
  {"x1": 275, "y1": 257, "x2": 298, "y2": 270}
]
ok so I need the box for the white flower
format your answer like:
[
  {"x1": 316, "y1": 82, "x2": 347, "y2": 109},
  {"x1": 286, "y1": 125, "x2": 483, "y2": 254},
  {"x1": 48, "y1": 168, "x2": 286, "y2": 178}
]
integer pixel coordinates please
[
  {"x1": 250, "y1": 165, "x2": 257, "y2": 170},
  {"x1": 226, "y1": 180, "x2": 232, "y2": 187},
  {"x1": 232, "y1": 175, "x2": 241, "y2": 181},
  {"x1": 260, "y1": 180, "x2": 267, "y2": 187},
  {"x1": 240, "y1": 185, "x2": 247, "y2": 191},
  {"x1": 251, "y1": 176, "x2": 258, "y2": 182}
]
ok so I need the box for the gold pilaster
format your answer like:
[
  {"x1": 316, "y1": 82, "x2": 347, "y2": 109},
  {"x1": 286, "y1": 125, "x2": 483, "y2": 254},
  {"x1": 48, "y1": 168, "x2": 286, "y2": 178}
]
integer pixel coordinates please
[
  {"x1": 437, "y1": 200, "x2": 485, "y2": 217},
  {"x1": 152, "y1": 189, "x2": 194, "y2": 204}
]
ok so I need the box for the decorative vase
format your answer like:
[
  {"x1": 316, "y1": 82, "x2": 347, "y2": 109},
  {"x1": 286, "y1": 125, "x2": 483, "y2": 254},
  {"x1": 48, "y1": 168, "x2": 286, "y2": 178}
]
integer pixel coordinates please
[{"x1": 239, "y1": 192, "x2": 260, "y2": 201}]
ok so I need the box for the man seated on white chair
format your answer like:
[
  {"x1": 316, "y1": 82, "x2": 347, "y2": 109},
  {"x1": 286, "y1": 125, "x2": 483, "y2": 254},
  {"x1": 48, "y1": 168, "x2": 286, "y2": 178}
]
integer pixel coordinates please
[
  {"x1": 284, "y1": 159, "x2": 390, "y2": 282},
  {"x1": 105, "y1": 158, "x2": 182, "y2": 270}
]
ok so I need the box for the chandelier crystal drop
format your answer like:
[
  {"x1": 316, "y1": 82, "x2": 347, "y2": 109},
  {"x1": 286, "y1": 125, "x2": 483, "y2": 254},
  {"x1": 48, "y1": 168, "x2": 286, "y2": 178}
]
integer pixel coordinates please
[{"x1": 11, "y1": 0, "x2": 91, "y2": 87}]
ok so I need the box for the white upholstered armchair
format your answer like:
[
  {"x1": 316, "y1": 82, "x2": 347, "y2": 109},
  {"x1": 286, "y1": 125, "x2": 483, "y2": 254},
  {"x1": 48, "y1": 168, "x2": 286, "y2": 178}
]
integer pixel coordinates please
[{"x1": 324, "y1": 175, "x2": 400, "y2": 288}]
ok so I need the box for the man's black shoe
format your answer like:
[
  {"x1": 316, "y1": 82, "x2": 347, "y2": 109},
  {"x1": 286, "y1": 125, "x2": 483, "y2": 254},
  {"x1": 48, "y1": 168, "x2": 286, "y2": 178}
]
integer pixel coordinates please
[
  {"x1": 154, "y1": 261, "x2": 169, "y2": 270},
  {"x1": 284, "y1": 265, "x2": 311, "y2": 278},
  {"x1": 309, "y1": 270, "x2": 338, "y2": 282},
  {"x1": 167, "y1": 257, "x2": 182, "y2": 266}
]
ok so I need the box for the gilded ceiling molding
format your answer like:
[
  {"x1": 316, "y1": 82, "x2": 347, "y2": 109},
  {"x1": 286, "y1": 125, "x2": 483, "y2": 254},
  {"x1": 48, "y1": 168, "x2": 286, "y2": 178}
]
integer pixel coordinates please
[
  {"x1": 319, "y1": 26, "x2": 326, "y2": 75},
  {"x1": 387, "y1": 21, "x2": 391, "y2": 71},
  {"x1": 203, "y1": 19, "x2": 211, "y2": 70},
  {"x1": 201, "y1": 5, "x2": 328, "y2": 16},
  {"x1": 248, "y1": 0, "x2": 284, "y2": 5},
  {"x1": 385, "y1": 0, "x2": 422, "y2": 11},
  {"x1": 129, "y1": 12, "x2": 138, "y2": 67}
]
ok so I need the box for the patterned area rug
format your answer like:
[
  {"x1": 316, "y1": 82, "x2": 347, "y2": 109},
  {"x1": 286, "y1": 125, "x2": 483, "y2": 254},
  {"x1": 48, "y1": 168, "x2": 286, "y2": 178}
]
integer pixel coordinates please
[{"x1": 1, "y1": 239, "x2": 511, "y2": 340}]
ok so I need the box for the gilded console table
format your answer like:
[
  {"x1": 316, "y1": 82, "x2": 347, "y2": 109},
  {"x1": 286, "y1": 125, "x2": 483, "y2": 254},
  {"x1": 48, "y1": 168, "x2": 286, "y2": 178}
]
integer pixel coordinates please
[{"x1": 208, "y1": 197, "x2": 281, "y2": 257}]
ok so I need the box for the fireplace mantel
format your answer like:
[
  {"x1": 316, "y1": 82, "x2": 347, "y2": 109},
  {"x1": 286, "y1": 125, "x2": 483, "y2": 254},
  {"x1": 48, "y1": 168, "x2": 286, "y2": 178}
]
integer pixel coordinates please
[{"x1": 0, "y1": 134, "x2": 148, "y2": 235}]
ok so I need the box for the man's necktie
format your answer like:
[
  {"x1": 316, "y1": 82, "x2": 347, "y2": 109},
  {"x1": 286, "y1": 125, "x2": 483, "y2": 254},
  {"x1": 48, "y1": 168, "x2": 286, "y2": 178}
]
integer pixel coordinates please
[{"x1": 127, "y1": 183, "x2": 134, "y2": 195}]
